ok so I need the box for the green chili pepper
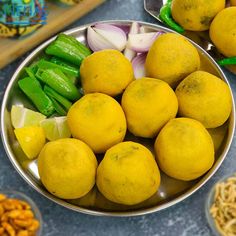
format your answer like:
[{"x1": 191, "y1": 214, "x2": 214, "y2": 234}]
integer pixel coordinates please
[
  {"x1": 159, "y1": 0, "x2": 185, "y2": 34},
  {"x1": 50, "y1": 57, "x2": 80, "y2": 84},
  {"x1": 50, "y1": 57, "x2": 80, "y2": 73},
  {"x1": 45, "y1": 34, "x2": 91, "y2": 66},
  {"x1": 36, "y1": 68, "x2": 81, "y2": 101},
  {"x1": 44, "y1": 85, "x2": 72, "y2": 111},
  {"x1": 218, "y1": 57, "x2": 236, "y2": 66},
  {"x1": 18, "y1": 77, "x2": 55, "y2": 116},
  {"x1": 29, "y1": 62, "x2": 39, "y2": 74},
  {"x1": 50, "y1": 97, "x2": 67, "y2": 116},
  {"x1": 37, "y1": 59, "x2": 80, "y2": 77},
  {"x1": 66, "y1": 75, "x2": 78, "y2": 85},
  {"x1": 25, "y1": 67, "x2": 37, "y2": 79}
]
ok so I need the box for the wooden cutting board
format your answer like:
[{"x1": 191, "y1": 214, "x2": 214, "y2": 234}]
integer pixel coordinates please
[{"x1": 0, "y1": 0, "x2": 105, "y2": 69}]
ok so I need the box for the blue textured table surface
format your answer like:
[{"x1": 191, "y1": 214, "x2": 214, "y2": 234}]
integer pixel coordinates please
[{"x1": 0, "y1": 0, "x2": 236, "y2": 235}]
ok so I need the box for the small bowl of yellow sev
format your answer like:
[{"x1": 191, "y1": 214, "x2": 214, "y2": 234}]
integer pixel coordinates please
[{"x1": 206, "y1": 173, "x2": 236, "y2": 236}]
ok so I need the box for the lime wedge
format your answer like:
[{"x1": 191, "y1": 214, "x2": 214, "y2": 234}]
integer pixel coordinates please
[
  {"x1": 11, "y1": 105, "x2": 46, "y2": 128},
  {"x1": 40, "y1": 116, "x2": 71, "y2": 141}
]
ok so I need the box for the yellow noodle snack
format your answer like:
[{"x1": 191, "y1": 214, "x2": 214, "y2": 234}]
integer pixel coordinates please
[{"x1": 210, "y1": 175, "x2": 236, "y2": 236}]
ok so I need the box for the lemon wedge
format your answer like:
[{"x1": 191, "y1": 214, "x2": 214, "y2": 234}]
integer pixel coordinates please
[
  {"x1": 11, "y1": 105, "x2": 46, "y2": 128},
  {"x1": 40, "y1": 116, "x2": 71, "y2": 141},
  {"x1": 14, "y1": 126, "x2": 46, "y2": 159}
]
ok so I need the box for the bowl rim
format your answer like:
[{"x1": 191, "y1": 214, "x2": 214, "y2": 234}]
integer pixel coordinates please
[{"x1": 1, "y1": 20, "x2": 235, "y2": 217}]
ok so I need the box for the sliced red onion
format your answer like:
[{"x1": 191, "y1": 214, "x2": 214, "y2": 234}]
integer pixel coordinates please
[
  {"x1": 87, "y1": 26, "x2": 116, "y2": 52},
  {"x1": 139, "y1": 26, "x2": 162, "y2": 33},
  {"x1": 139, "y1": 26, "x2": 146, "y2": 33},
  {"x1": 132, "y1": 53, "x2": 147, "y2": 79},
  {"x1": 111, "y1": 24, "x2": 131, "y2": 35},
  {"x1": 129, "y1": 22, "x2": 140, "y2": 34},
  {"x1": 124, "y1": 22, "x2": 140, "y2": 61},
  {"x1": 127, "y1": 32, "x2": 163, "y2": 53},
  {"x1": 93, "y1": 24, "x2": 127, "y2": 51},
  {"x1": 124, "y1": 48, "x2": 137, "y2": 61}
]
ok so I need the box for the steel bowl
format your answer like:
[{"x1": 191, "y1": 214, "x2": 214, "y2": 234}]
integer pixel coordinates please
[{"x1": 1, "y1": 20, "x2": 235, "y2": 217}]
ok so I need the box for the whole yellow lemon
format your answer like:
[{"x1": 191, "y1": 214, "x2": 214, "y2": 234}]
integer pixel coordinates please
[
  {"x1": 121, "y1": 78, "x2": 178, "y2": 138},
  {"x1": 67, "y1": 93, "x2": 127, "y2": 153},
  {"x1": 210, "y1": 7, "x2": 236, "y2": 57},
  {"x1": 176, "y1": 71, "x2": 232, "y2": 128},
  {"x1": 171, "y1": 0, "x2": 225, "y2": 31},
  {"x1": 96, "y1": 141, "x2": 161, "y2": 205},
  {"x1": 38, "y1": 138, "x2": 97, "y2": 199},
  {"x1": 145, "y1": 33, "x2": 200, "y2": 88},
  {"x1": 80, "y1": 49, "x2": 134, "y2": 96},
  {"x1": 155, "y1": 118, "x2": 214, "y2": 181}
]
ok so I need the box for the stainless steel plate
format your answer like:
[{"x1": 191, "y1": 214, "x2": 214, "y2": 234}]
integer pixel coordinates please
[{"x1": 1, "y1": 20, "x2": 235, "y2": 217}]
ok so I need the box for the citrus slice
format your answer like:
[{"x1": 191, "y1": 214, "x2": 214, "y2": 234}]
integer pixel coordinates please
[
  {"x1": 40, "y1": 116, "x2": 71, "y2": 141},
  {"x1": 14, "y1": 126, "x2": 46, "y2": 159},
  {"x1": 11, "y1": 105, "x2": 46, "y2": 128}
]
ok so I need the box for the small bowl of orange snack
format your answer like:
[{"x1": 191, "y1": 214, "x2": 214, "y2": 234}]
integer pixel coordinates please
[{"x1": 0, "y1": 191, "x2": 42, "y2": 236}]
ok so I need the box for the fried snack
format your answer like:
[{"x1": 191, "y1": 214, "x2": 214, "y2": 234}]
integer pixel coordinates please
[
  {"x1": 0, "y1": 194, "x2": 40, "y2": 236},
  {"x1": 210, "y1": 175, "x2": 236, "y2": 235}
]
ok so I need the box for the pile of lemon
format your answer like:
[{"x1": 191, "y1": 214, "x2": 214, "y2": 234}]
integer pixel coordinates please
[
  {"x1": 171, "y1": 0, "x2": 236, "y2": 71},
  {"x1": 15, "y1": 32, "x2": 232, "y2": 206}
]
